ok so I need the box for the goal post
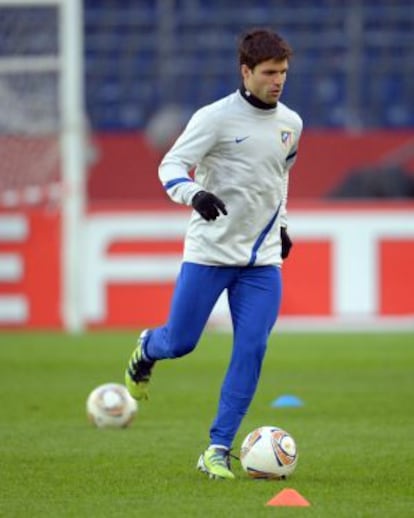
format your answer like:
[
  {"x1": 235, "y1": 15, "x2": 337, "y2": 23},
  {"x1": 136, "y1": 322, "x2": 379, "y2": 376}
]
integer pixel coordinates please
[
  {"x1": 59, "y1": 0, "x2": 86, "y2": 334},
  {"x1": 0, "y1": 0, "x2": 86, "y2": 333}
]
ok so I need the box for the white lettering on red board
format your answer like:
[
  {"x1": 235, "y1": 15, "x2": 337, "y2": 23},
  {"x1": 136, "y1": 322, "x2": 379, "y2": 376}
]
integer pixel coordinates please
[
  {"x1": 0, "y1": 215, "x2": 29, "y2": 322},
  {"x1": 84, "y1": 213, "x2": 186, "y2": 321},
  {"x1": 289, "y1": 212, "x2": 414, "y2": 316},
  {"x1": 83, "y1": 210, "x2": 414, "y2": 322}
]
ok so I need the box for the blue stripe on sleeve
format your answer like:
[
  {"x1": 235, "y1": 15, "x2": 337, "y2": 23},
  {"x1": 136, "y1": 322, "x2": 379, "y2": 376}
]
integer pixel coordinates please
[
  {"x1": 163, "y1": 177, "x2": 192, "y2": 190},
  {"x1": 247, "y1": 202, "x2": 282, "y2": 266}
]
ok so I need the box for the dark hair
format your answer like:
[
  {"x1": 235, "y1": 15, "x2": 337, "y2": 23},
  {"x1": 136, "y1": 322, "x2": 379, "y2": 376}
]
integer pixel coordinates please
[{"x1": 238, "y1": 28, "x2": 293, "y2": 69}]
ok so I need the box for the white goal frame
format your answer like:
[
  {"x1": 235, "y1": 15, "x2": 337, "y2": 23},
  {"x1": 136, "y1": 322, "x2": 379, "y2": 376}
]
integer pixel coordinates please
[{"x1": 0, "y1": 0, "x2": 86, "y2": 333}]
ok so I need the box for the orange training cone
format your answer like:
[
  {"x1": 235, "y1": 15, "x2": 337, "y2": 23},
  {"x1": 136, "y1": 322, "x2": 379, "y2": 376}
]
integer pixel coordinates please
[{"x1": 266, "y1": 488, "x2": 310, "y2": 507}]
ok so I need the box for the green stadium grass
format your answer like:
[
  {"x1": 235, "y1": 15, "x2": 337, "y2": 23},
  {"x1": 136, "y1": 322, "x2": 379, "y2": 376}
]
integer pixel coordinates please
[{"x1": 1, "y1": 331, "x2": 413, "y2": 517}]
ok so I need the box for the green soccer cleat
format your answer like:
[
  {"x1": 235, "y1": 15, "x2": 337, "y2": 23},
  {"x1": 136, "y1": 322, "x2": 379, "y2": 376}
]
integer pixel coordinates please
[
  {"x1": 197, "y1": 447, "x2": 235, "y2": 480},
  {"x1": 125, "y1": 330, "x2": 155, "y2": 401}
]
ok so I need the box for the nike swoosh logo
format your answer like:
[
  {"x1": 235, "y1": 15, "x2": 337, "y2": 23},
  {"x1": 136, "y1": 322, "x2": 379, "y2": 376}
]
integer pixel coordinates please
[{"x1": 235, "y1": 136, "x2": 250, "y2": 143}]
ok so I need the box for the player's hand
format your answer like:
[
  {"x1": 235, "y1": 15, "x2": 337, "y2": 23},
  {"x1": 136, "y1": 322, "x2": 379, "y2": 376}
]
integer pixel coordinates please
[
  {"x1": 281, "y1": 227, "x2": 292, "y2": 259},
  {"x1": 191, "y1": 191, "x2": 228, "y2": 221}
]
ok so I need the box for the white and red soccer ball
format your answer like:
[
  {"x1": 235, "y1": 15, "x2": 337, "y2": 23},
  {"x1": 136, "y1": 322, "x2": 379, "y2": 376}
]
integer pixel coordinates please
[
  {"x1": 240, "y1": 425, "x2": 298, "y2": 479},
  {"x1": 86, "y1": 383, "x2": 138, "y2": 428}
]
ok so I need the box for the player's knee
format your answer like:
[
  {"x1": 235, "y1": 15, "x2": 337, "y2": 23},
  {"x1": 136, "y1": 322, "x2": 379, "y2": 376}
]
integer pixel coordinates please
[
  {"x1": 248, "y1": 344, "x2": 267, "y2": 363},
  {"x1": 240, "y1": 331, "x2": 268, "y2": 359}
]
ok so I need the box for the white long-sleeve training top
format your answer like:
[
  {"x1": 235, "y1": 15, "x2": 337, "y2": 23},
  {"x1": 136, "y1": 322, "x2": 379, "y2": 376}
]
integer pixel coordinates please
[{"x1": 158, "y1": 89, "x2": 303, "y2": 267}]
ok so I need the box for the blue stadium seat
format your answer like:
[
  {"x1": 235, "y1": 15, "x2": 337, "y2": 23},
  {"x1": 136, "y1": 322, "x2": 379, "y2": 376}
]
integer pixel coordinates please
[{"x1": 82, "y1": 0, "x2": 414, "y2": 130}]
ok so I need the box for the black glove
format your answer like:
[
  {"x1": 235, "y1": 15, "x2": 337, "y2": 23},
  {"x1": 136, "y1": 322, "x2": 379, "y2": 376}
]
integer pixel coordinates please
[
  {"x1": 191, "y1": 191, "x2": 228, "y2": 221},
  {"x1": 280, "y1": 226, "x2": 292, "y2": 259}
]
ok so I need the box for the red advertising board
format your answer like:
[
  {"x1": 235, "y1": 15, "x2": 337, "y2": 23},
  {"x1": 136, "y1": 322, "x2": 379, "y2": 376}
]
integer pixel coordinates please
[
  {"x1": 0, "y1": 210, "x2": 61, "y2": 328},
  {"x1": 0, "y1": 204, "x2": 413, "y2": 329}
]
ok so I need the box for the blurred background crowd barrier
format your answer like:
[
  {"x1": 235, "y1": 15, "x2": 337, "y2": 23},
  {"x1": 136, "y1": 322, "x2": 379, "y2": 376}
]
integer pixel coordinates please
[{"x1": 0, "y1": 0, "x2": 413, "y2": 330}]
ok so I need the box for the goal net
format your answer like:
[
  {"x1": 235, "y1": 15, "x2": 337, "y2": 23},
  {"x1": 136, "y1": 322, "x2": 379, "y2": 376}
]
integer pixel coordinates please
[
  {"x1": 0, "y1": 1, "x2": 64, "y2": 207},
  {"x1": 0, "y1": 0, "x2": 86, "y2": 331}
]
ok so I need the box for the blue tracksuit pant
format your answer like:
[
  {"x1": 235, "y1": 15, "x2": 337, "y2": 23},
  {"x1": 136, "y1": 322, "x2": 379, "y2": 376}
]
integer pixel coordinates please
[{"x1": 144, "y1": 261, "x2": 282, "y2": 448}]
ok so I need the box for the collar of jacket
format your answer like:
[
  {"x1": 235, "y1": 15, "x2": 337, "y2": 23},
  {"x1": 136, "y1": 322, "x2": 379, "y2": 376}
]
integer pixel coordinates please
[{"x1": 239, "y1": 84, "x2": 277, "y2": 110}]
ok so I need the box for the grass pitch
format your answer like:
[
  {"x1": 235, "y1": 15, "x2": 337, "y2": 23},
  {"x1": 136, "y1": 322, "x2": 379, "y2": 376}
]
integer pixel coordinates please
[{"x1": 1, "y1": 331, "x2": 413, "y2": 517}]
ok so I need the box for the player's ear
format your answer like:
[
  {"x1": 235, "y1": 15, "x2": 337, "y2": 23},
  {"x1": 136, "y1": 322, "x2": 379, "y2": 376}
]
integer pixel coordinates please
[{"x1": 241, "y1": 63, "x2": 251, "y2": 80}]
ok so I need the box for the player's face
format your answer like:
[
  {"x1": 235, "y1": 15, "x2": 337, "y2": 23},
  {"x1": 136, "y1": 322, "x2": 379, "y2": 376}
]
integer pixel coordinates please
[{"x1": 241, "y1": 58, "x2": 289, "y2": 105}]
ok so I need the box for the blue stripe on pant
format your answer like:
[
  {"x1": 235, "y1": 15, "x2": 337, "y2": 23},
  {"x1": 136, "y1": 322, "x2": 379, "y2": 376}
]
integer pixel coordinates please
[{"x1": 145, "y1": 261, "x2": 282, "y2": 448}]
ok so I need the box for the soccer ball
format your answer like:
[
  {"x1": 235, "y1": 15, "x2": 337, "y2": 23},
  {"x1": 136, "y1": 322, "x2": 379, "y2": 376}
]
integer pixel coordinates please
[
  {"x1": 86, "y1": 383, "x2": 138, "y2": 428},
  {"x1": 240, "y1": 426, "x2": 298, "y2": 479}
]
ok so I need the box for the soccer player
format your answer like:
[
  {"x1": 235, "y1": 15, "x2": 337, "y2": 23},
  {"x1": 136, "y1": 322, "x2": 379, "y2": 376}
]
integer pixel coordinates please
[{"x1": 125, "y1": 28, "x2": 303, "y2": 479}]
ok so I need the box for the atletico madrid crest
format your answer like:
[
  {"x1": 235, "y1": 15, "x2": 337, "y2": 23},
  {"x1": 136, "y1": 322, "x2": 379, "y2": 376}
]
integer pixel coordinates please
[{"x1": 280, "y1": 129, "x2": 293, "y2": 148}]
